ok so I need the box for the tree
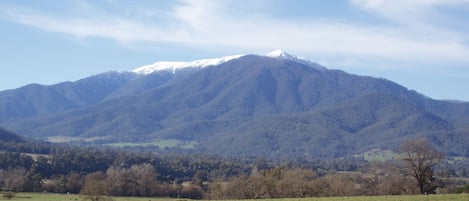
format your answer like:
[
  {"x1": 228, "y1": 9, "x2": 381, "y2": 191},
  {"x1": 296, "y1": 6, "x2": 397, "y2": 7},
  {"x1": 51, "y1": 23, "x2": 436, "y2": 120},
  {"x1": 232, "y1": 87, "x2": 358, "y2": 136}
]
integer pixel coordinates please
[
  {"x1": 105, "y1": 166, "x2": 127, "y2": 196},
  {"x1": 130, "y1": 163, "x2": 158, "y2": 196},
  {"x1": 81, "y1": 172, "x2": 112, "y2": 201},
  {"x1": 66, "y1": 172, "x2": 84, "y2": 194},
  {"x1": 276, "y1": 168, "x2": 320, "y2": 197},
  {"x1": 324, "y1": 174, "x2": 356, "y2": 196},
  {"x1": 400, "y1": 138, "x2": 444, "y2": 194},
  {"x1": 1, "y1": 167, "x2": 27, "y2": 192},
  {"x1": 192, "y1": 170, "x2": 209, "y2": 187},
  {"x1": 104, "y1": 163, "x2": 158, "y2": 197},
  {"x1": 22, "y1": 168, "x2": 43, "y2": 192}
]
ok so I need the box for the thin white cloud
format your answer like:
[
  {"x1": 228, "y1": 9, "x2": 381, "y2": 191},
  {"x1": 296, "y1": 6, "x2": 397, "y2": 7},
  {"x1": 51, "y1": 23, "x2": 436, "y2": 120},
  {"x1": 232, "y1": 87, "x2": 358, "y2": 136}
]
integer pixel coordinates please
[
  {"x1": 2, "y1": 7, "x2": 177, "y2": 43},
  {"x1": 1, "y1": 0, "x2": 469, "y2": 69},
  {"x1": 351, "y1": 0, "x2": 469, "y2": 24}
]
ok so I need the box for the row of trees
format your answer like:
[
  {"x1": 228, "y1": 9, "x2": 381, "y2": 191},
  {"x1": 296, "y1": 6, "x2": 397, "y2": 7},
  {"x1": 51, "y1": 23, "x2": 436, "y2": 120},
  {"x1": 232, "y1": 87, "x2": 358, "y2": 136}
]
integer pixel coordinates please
[
  {"x1": 0, "y1": 138, "x2": 466, "y2": 199},
  {"x1": 81, "y1": 164, "x2": 205, "y2": 199},
  {"x1": 0, "y1": 166, "x2": 42, "y2": 193},
  {"x1": 207, "y1": 167, "x2": 417, "y2": 199},
  {"x1": 0, "y1": 163, "x2": 422, "y2": 199},
  {"x1": 211, "y1": 138, "x2": 464, "y2": 198}
]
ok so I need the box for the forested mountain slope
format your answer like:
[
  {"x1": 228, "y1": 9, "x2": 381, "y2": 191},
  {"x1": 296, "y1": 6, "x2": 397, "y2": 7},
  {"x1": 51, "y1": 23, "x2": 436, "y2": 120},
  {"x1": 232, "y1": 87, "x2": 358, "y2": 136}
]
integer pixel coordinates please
[{"x1": 1, "y1": 53, "x2": 468, "y2": 159}]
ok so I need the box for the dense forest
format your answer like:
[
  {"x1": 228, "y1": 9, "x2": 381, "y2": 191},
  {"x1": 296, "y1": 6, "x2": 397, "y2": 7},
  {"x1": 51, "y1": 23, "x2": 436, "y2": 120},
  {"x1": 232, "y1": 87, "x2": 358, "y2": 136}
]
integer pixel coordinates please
[{"x1": 1, "y1": 137, "x2": 469, "y2": 200}]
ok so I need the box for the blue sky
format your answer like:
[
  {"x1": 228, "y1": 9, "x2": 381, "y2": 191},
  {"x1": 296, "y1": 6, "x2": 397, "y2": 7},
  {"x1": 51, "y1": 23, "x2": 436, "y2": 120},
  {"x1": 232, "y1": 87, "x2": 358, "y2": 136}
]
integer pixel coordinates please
[{"x1": 1, "y1": 0, "x2": 469, "y2": 101}]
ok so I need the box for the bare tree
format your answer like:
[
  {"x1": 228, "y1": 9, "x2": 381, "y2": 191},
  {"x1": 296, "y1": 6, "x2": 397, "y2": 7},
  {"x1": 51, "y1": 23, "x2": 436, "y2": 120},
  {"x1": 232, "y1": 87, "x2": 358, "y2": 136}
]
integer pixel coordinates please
[
  {"x1": 104, "y1": 164, "x2": 159, "y2": 197},
  {"x1": 105, "y1": 166, "x2": 126, "y2": 196},
  {"x1": 324, "y1": 174, "x2": 356, "y2": 196},
  {"x1": 81, "y1": 171, "x2": 113, "y2": 201},
  {"x1": 130, "y1": 163, "x2": 158, "y2": 196},
  {"x1": 400, "y1": 138, "x2": 444, "y2": 194},
  {"x1": 66, "y1": 172, "x2": 84, "y2": 194},
  {"x1": 276, "y1": 168, "x2": 319, "y2": 197},
  {"x1": 1, "y1": 167, "x2": 27, "y2": 192}
]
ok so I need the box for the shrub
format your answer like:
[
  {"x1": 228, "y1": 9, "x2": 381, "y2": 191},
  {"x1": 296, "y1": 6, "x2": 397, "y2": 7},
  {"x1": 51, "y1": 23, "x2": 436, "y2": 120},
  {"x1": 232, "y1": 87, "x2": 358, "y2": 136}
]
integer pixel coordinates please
[{"x1": 3, "y1": 191, "x2": 15, "y2": 200}]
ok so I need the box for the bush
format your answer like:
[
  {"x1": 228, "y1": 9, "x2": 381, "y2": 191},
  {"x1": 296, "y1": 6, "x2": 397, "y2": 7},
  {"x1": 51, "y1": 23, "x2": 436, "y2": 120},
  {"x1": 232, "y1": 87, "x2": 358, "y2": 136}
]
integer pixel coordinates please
[
  {"x1": 3, "y1": 191, "x2": 15, "y2": 200},
  {"x1": 452, "y1": 184, "x2": 469, "y2": 193},
  {"x1": 180, "y1": 185, "x2": 203, "y2": 199}
]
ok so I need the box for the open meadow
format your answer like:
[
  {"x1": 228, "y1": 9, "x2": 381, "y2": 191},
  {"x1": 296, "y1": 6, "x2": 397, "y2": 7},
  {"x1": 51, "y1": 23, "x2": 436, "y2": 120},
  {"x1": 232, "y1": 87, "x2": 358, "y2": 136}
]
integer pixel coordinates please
[{"x1": 2, "y1": 193, "x2": 469, "y2": 201}]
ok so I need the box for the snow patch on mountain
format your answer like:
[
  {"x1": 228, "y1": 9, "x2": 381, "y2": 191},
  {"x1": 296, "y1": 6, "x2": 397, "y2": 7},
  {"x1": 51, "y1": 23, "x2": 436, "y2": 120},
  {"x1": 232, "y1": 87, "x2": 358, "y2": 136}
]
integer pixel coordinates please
[
  {"x1": 266, "y1": 49, "x2": 326, "y2": 70},
  {"x1": 132, "y1": 50, "x2": 325, "y2": 75},
  {"x1": 266, "y1": 49, "x2": 297, "y2": 59},
  {"x1": 132, "y1": 54, "x2": 245, "y2": 75}
]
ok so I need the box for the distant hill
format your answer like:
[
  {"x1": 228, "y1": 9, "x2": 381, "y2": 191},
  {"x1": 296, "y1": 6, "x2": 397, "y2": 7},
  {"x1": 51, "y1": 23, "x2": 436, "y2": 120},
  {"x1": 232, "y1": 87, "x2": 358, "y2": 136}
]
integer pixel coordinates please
[
  {"x1": 0, "y1": 72, "x2": 137, "y2": 122},
  {"x1": 1, "y1": 51, "x2": 468, "y2": 159},
  {"x1": 0, "y1": 127, "x2": 24, "y2": 142}
]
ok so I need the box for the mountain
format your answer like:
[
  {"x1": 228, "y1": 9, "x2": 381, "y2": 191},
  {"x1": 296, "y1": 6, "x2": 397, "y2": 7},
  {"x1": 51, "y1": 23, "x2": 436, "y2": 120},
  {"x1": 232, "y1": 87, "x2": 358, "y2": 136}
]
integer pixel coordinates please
[
  {"x1": 1, "y1": 50, "x2": 468, "y2": 159},
  {"x1": 0, "y1": 71, "x2": 137, "y2": 123},
  {"x1": 0, "y1": 54, "x2": 247, "y2": 123},
  {"x1": 0, "y1": 127, "x2": 24, "y2": 142}
]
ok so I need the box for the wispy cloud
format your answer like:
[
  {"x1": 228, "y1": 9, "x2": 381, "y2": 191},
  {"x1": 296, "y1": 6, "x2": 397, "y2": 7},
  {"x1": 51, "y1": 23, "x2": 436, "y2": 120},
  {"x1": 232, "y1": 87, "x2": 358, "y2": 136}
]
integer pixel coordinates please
[
  {"x1": 1, "y1": 6, "x2": 174, "y2": 43},
  {"x1": 351, "y1": 0, "x2": 469, "y2": 26},
  {"x1": 1, "y1": 0, "x2": 469, "y2": 69}
]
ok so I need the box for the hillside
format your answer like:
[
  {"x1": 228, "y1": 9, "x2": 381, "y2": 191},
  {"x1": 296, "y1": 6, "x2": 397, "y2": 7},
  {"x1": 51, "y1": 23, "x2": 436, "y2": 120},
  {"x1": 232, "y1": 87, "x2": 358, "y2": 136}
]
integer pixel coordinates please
[
  {"x1": 1, "y1": 52, "x2": 468, "y2": 159},
  {"x1": 0, "y1": 72, "x2": 137, "y2": 123},
  {"x1": 0, "y1": 127, "x2": 24, "y2": 142}
]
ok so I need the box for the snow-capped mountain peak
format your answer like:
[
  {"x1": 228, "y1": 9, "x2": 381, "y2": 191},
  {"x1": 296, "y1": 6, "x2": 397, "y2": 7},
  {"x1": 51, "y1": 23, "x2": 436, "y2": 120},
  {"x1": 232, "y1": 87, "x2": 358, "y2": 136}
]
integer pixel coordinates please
[
  {"x1": 266, "y1": 49, "x2": 295, "y2": 59},
  {"x1": 266, "y1": 49, "x2": 325, "y2": 70},
  {"x1": 132, "y1": 54, "x2": 245, "y2": 75},
  {"x1": 132, "y1": 50, "x2": 324, "y2": 75}
]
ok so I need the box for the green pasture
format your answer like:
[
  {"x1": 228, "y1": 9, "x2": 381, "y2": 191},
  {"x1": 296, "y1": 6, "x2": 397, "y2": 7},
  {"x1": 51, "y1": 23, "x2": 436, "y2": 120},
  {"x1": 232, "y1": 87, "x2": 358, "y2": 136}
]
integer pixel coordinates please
[
  {"x1": 354, "y1": 149, "x2": 400, "y2": 162},
  {"x1": 105, "y1": 139, "x2": 198, "y2": 149},
  {"x1": 2, "y1": 193, "x2": 469, "y2": 201}
]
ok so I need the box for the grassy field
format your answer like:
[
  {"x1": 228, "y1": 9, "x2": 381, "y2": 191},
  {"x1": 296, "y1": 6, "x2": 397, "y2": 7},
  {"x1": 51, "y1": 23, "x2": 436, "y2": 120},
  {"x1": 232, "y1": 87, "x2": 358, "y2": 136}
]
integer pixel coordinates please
[
  {"x1": 105, "y1": 139, "x2": 198, "y2": 149},
  {"x1": 2, "y1": 193, "x2": 469, "y2": 201},
  {"x1": 1, "y1": 192, "x2": 168, "y2": 201}
]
